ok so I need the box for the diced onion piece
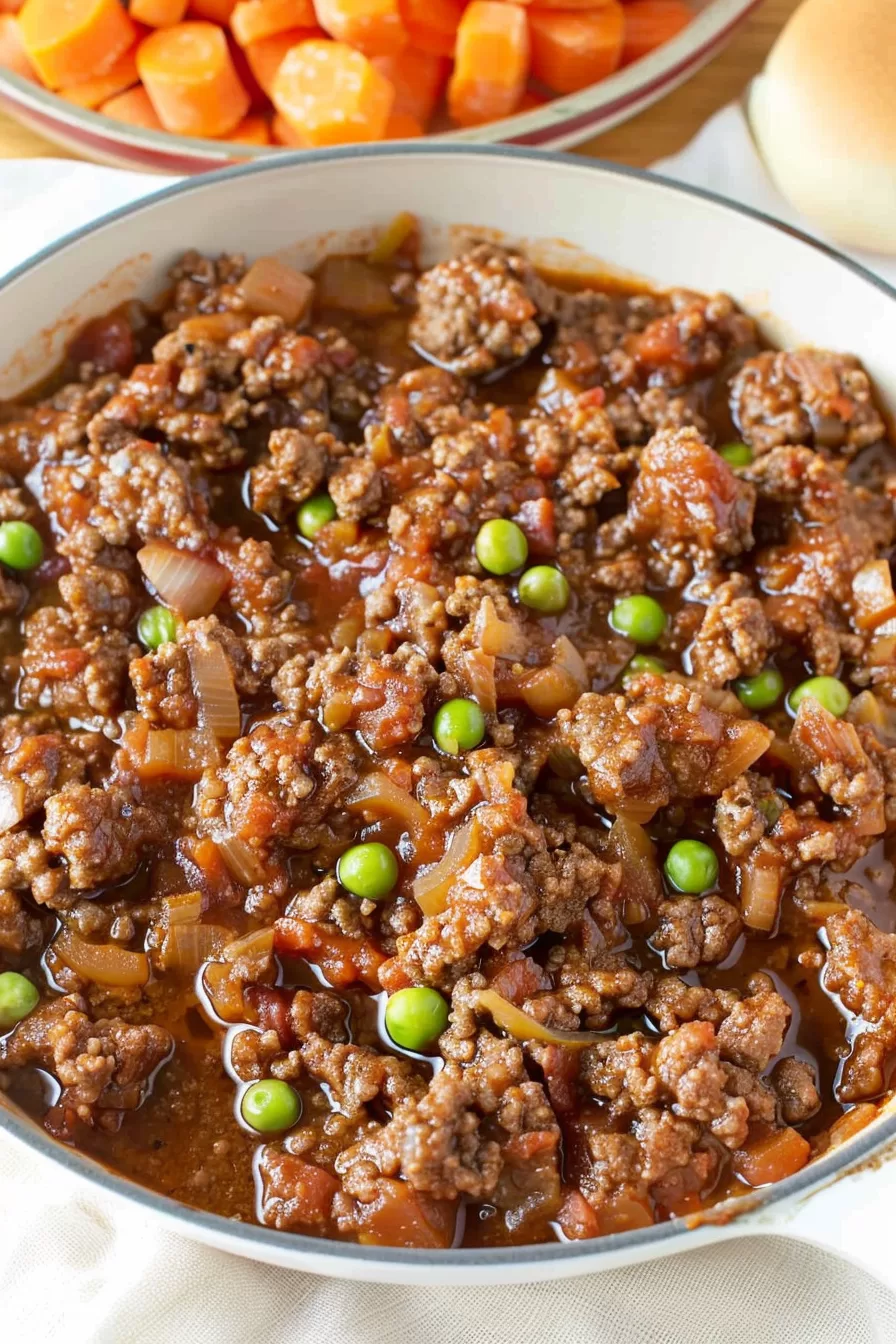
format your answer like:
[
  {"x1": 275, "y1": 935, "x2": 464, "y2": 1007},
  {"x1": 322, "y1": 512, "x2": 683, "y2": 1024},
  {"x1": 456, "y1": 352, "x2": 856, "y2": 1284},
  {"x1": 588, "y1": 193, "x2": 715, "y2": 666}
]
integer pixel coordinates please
[
  {"x1": 475, "y1": 596, "x2": 527, "y2": 660},
  {"x1": 792, "y1": 699, "x2": 886, "y2": 836},
  {"x1": 764, "y1": 734, "x2": 799, "y2": 771},
  {"x1": 216, "y1": 833, "x2": 267, "y2": 888},
  {"x1": 828, "y1": 1102, "x2": 878, "y2": 1150},
  {"x1": 412, "y1": 817, "x2": 481, "y2": 917},
  {"x1": 203, "y1": 927, "x2": 276, "y2": 1022},
  {"x1": 161, "y1": 921, "x2": 228, "y2": 973},
  {"x1": 221, "y1": 927, "x2": 275, "y2": 965},
  {"x1": 177, "y1": 312, "x2": 247, "y2": 343},
  {"x1": 316, "y1": 257, "x2": 397, "y2": 316},
  {"x1": 55, "y1": 929, "x2": 149, "y2": 988},
  {"x1": 137, "y1": 541, "x2": 230, "y2": 619},
  {"x1": 187, "y1": 640, "x2": 241, "y2": 740},
  {"x1": 477, "y1": 989, "x2": 603, "y2": 1049},
  {"x1": 606, "y1": 814, "x2": 662, "y2": 923},
  {"x1": 239, "y1": 256, "x2": 315, "y2": 325},
  {"x1": 346, "y1": 771, "x2": 429, "y2": 837},
  {"x1": 202, "y1": 962, "x2": 244, "y2": 1023},
  {"x1": 593, "y1": 1195, "x2": 655, "y2": 1236},
  {"x1": 868, "y1": 633, "x2": 896, "y2": 666},
  {"x1": 330, "y1": 611, "x2": 365, "y2": 652},
  {"x1": 139, "y1": 727, "x2": 221, "y2": 782},
  {"x1": 163, "y1": 890, "x2": 203, "y2": 926},
  {"x1": 740, "y1": 852, "x2": 783, "y2": 932},
  {"x1": 852, "y1": 560, "x2": 896, "y2": 632},
  {"x1": 367, "y1": 211, "x2": 417, "y2": 266},
  {"x1": 461, "y1": 649, "x2": 497, "y2": 715},
  {"x1": 794, "y1": 897, "x2": 849, "y2": 924},
  {"x1": 0, "y1": 777, "x2": 25, "y2": 834},
  {"x1": 520, "y1": 637, "x2": 588, "y2": 719},
  {"x1": 707, "y1": 720, "x2": 774, "y2": 790},
  {"x1": 849, "y1": 690, "x2": 886, "y2": 731},
  {"x1": 668, "y1": 674, "x2": 746, "y2": 718},
  {"x1": 733, "y1": 1127, "x2": 810, "y2": 1186},
  {"x1": 611, "y1": 800, "x2": 658, "y2": 825},
  {"x1": 536, "y1": 367, "x2": 582, "y2": 414},
  {"x1": 848, "y1": 690, "x2": 896, "y2": 745}
]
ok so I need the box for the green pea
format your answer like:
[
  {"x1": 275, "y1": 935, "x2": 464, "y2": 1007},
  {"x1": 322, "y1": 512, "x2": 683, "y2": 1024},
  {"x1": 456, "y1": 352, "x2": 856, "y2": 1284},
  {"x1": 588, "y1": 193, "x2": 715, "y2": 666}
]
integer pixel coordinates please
[
  {"x1": 240, "y1": 1079, "x2": 301, "y2": 1134},
  {"x1": 621, "y1": 654, "x2": 666, "y2": 687},
  {"x1": 433, "y1": 698, "x2": 486, "y2": 755},
  {"x1": 610, "y1": 594, "x2": 667, "y2": 645},
  {"x1": 518, "y1": 566, "x2": 570, "y2": 614},
  {"x1": 664, "y1": 839, "x2": 719, "y2": 894},
  {"x1": 337, "y1": 841, "x2": 398, "y2": 901},
  {"x1": 0, "y1": 971, "x2": 39, "y2": 1030},
  {"x1": 475, "y1": 519, "x2": 528, "y2": 576},
  {"x1": 137, "y1": 604, "x2": 177, "y2": 651},
  {"x1": 787, "y1": 676, "x2": 851, "y2": 719},
  {"x1": 384, "y1": 986, "x2": 449, "y2": 1052},
  {"x1": 297, "y1": 493, "x2": 336, "y2": 540},
  {"x1": 718, "y1": 441, "x2": 753, "y2": 467},
  {"x1": 734, "y1": 667, "x2": 784, "y2": 711},
  {"x1": 0, "y1": 521, "x2": 43, "y2": 571}
]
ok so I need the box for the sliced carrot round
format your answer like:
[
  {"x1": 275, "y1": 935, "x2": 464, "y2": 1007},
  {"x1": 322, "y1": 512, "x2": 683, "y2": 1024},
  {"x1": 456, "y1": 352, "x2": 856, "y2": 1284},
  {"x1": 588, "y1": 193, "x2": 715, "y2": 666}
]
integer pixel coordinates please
[
  {"x1": 230, "y1": 0, "x2": 316, "y2": 46},
  {"x1": 372, "y1": 48, "x2": 447, "y2": 124},
  {"x1": 243, "y1": 25, "x2": 321, "y2": 93},
  {"x1": 137, "y1": 20, "x2": 250, "y2": 136},
  {"x1": 398, "y1": 0, "x2": 462, "y2": 57},
  {"x1": 448, "y1": 1, "x2": 530, "y2": 128},
  {"x1": 228, "y1": 110, "x2": 271, "y2": 142},
  {"x1": 271, "y1": 108, "x2": 300, "y2": 143},
  {"x1": 59, "y1": 44, "x2": 138, "y2": 106},
  {"x1": 188, "y1": 0, "x2": 238, "y2": 20},
  {"x1": 100, "y1": 83, "x2": 163, "y2": 128},
  {"x1": 0, "y1": 13, "x2": 36, "y2": 80},
  {"x1": 18, "y1": 0, "x2": 138, "y2": 89},
  {"x1": 130, "y1": 0, "x2": 187, "y2": 27},
  {"x1": 529, "y1": 2, "x2": 624, "y2": 95},
  {"x1": 621, "y1": 0, "x2": 692, "y2": 65},
  {"x1": 271, "y1": 37, "x2": 394, "y2": 146},
  {"x1": 313, "y1": 0, "x2": 407, "y2": 58},
  {"x1": 383, "y1": 109, "x2": 422, "y2": 138}
]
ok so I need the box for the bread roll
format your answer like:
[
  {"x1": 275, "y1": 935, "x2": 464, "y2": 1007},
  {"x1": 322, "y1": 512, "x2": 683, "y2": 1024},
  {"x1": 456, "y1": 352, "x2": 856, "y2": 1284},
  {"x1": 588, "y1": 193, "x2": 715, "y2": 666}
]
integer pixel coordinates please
[{"x1": 748, "y1": 0, "x2": 896, "y2": 254}]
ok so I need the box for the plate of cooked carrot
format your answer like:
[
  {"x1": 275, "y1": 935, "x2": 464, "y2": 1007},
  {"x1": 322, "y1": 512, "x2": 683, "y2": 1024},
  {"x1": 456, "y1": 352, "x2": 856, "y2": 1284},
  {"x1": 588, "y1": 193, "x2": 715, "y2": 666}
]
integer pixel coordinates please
[{"x1": 0, "y1": 0, "x2": 759, "y2": 172}]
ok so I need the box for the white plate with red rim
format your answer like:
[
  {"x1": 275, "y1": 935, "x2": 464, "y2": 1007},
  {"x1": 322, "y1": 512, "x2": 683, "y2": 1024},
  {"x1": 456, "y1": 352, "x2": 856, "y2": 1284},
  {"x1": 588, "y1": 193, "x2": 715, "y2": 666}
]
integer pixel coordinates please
[{"x1": 0, "y1": 0, "x2": 759, "y2": 174}]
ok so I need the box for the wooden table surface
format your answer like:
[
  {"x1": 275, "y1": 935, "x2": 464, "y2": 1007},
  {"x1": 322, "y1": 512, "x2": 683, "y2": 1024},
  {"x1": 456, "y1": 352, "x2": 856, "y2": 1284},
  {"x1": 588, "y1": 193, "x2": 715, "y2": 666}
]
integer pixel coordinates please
[{"x1": 0, "y1": 0, "x2": 799, "y2": 167}]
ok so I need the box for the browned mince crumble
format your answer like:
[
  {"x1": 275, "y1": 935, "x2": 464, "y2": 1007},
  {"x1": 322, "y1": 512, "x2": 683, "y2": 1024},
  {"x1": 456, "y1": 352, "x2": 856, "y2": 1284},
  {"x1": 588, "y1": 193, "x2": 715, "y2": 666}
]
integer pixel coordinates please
[{"x1": 2, "y1": 224, "x2": 896, "y2": 1249}]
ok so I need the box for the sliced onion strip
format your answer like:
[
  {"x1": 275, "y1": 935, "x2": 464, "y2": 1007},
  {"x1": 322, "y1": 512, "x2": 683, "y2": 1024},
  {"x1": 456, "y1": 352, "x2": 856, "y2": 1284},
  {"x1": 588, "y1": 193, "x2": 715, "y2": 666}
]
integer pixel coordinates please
[
  {"x1": 477, "y1": 989, "x2": 602, "y2": 1049},
  {"x1": 139, "y1": 727, "x2": 221, "y2": 781},
  {"x1": 412, "y1": 818, "x2": 481, "y2": 917},
  {"x1": 55, "y1": 928, "x2": 149, "y2": 988},
  {"x1": 367, "y1": 212, "x2": 417, "y2": 266},
  {"x1": 606, "y1": 815, "x2": 662, "y2": 923},
  {"x1": 163, "y1": 891, "x2": 203, "y2": 926},
  {"x1": 740, "y1": 853, "x2": 783, "y2": 932},
  {"x1": 161, "y1": 921, "x2": 228, "y2": 973},
  {"x1": 346, "y1": 771, "x2": 429, "y2": 836},
  {"x1": 138, "y1": 541, "x2": 230, "y2": 619},
  {"x1": 0, "y1": 778, "x2": 25, "y2": 834},
  {"x1": 187, "y1": 640, "x2": 241, "y2": 740},
  {"x1": 216, "y1": 833, "x2": 267, "y2": 888},
  {"x1": 852, "y1": 560, "x2": 896, "y2": 632}
]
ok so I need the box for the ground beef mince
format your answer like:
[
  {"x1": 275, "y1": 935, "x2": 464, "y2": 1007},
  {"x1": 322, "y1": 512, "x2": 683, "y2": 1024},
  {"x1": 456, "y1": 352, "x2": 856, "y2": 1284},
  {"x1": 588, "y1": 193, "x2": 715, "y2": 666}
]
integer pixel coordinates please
[{"x1": 1, "y1": 225, "x2": 895, "y2": 1251}]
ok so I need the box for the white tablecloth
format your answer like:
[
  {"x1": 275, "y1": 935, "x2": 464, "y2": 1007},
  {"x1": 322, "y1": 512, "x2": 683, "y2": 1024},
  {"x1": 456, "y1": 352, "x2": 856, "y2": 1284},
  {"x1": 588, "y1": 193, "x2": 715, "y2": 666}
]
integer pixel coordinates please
[{"x1": 3, "y1": 108, "x2": 896, "y2": 1342}]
